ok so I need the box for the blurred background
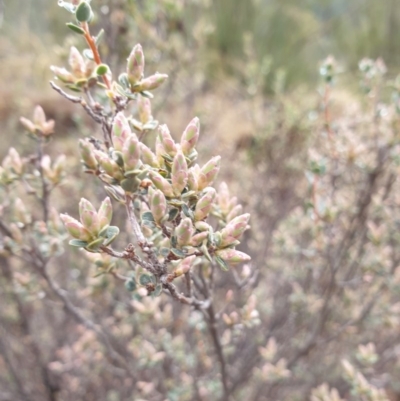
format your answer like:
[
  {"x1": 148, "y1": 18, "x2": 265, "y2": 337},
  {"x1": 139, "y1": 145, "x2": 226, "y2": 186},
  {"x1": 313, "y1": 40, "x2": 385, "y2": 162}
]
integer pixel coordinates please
[{"x1": 2, "y1": 1, "x2": 400, "y2": 400}]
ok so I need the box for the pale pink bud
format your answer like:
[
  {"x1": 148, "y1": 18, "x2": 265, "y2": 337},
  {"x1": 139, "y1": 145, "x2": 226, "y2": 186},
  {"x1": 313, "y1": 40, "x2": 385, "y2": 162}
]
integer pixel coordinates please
[
  {"x1": 181, "y1": 117, "x2": 199, "y2": 155},
  {"x1": 198, "y1": 156, "x2": 221, "y2": 191},
  {"x1": 220, "y1": 213, "x2": 250, "y2": 247},
  {"x1": 149, "y1": 171, "x2": 174, "y2": 198},
  {"x1": 171, "y1": 150, "x2": 188, "y2": 196},
  {"x1": 50, "y1": 66, "x2": 75, "y2": 84},
  {"x1": 218, "y1": 182, "x2": 230, "y2": 214},
  {"x1": 174, "y1": 255, "x2": 196, "y2": 277},
  {"x1": 53, "y1": 155, "x2": 66, "y2": 177},
  {"x1": 158, "y1": 124, "x2": 177, "y2": 156},
  {"x1": 95, "y1": 151, "x2": 123, "y2": 180},
  {"x1": 140, "y1": 143, "x2": 158, "y2": 167},
  {"x1": 190, "y1": 231, "x2": 209, "y2": 246},
  {"x1": 33, "y1": 106, "x2": 46, "y2": 126},
  {"x1": 155, "y1": 136, "x2": 166, "y2": 166},
  {"x1": 127, "y1": 44, "x2": 145, "y2": 85},
  {"x1": 136, "y1": 73, "x2": 168, "y2": 91},
  {"x1": 227, "y1": 204, "x2": 243, "y2": 222},
  {"x1": 194, "y1": 221, "x2": 211, "y2": 231},
  {"x1": 150, "y1": 189, "x2": 167, "y2": 224},
  {"x1": 79, "y1": 198, "x2": 100, "y2": 234},
  {"x1": 14, "y1": 198, "x2": 31, "y2": 225},
  {"x1": 6, "y1": 148, "x2": 23, "y2": 175},
  {"x1": 187, "y1": 168, "x2": 198, "y2": 192},
  {"x1": 122, "y1": 134, "x2": 140, "y2": 172},
  {"x1": 194, "y1": 188, "x2": 216, "y2": 221},
  {"x1": 68, "y1": 46, "x2": 85, "y2": 78},
  {"x1": 216, "y1": 249, "x2": 251, "y2": 264},
  {"x1": 60, "y1": 213, "x2": 92, "y2": 241},
  {"x1": 138, "y1": 95, "x2": 152, "y2": 124},
  {"x1": 175, "y1": 217, "x2": 194, "y2": 246},
  {"x1": 20, "y1": 117, "x2": 36, "y2": 133},
  {"x1": 97, "y1": 197, "x2": 113, "y2": 229},
  {"x1": 79, "y1": 139, "x2": 98, "y2": 170},
  {"x1": 112, "y1": 112, "x2": 131, "y2": 152}
]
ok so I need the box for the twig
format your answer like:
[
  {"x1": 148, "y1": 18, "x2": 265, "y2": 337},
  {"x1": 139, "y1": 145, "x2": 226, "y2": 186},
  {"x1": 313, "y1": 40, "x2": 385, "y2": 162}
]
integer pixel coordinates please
[{"x1": 50, "y1": 81, "x2": 103, "y2": 124}]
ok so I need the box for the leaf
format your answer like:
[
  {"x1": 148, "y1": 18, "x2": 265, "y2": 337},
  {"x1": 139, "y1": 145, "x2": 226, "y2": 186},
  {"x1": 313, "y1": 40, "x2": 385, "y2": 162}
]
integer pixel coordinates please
[
  {"x1": 171, "y1": 248, "x2": 187, "y2": 258},
  {"x1": 96, "y1": 64, "x2": 109, "y2": 76},
  {"x1": 69, "y1": 239, "x2": 88, "y2": 248},
  {"x1": 160, "y1": 248, "x2": 170, "y2": 257},
  {"x1": 168, "y1": 208, "x2": 179, "y2": 222},
  {"x1": 125, "y1": 278, "x2": 137, "y2": 292},
  {"x1": 75, "y1": 1, "x2": 92, "y2": 22},
  {"x1": 94, "y1": 29, "x2": 104, "y2": 45},
  {"x1": 66, "y1": 22, "x2": 85, "y2": 35},
  {"x1": 139, "y1": 273, "x2": 155, "y2": 286},
  {"x1": 86, "y1": 237, "x2": 104, "y2": 251},
  {"x1": 58, "y1": 0, "x2": 77, "y2": 13},
  {"x1": 140, "y1": 91, "x2": 154, "y2": 99},
  {"x1": 215, "y1": 255, "x2": 229, "y2": 271},
  {"x1": 121, "y1": 177, "x2": 140, "y2": 193},
  {"x1": 152, "y1": 284, "x2": 163, "y2": 298},
  {"x1": 141, "y1": 211, "x2": 155, "y2": 222},
  {"x1": 82, "y1": 48, "x2": 94, "y2": 60},
  {"x1": 103, "y1": 226, "x2": 120, "y2": 246}
]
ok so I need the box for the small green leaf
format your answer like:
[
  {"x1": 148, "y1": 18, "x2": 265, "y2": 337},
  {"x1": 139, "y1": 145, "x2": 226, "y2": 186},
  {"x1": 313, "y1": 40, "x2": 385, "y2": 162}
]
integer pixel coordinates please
[
  {"x1": 103, "y1": 226, "x2": 120, "y2": 246},
  {"x1": 141, "y1": 211, "x2": 155, "y2": 222},
  {"x1": 121, "y1": 177, "x2": 140, "y2": 193},
  {"x1": 75, "y1": 1, "x2": 93, "y2": 22},
  {"x1": 96, "y1": 64, "x2": 109, "y2": 76},
  {"x1": 152, "y1": 284, "x2": 163, "y2": 297},
  {"x1": 140, "y1": 91, "x2": 154, "y2": 99},
  {"x1": 69, "y1": 239, "x2": 88, "y2": 248},
  {"x1": 139, "y1": 273, "x2": 155, "y2": 286},
  {"x1": 160, "y1": 248, "x2": 170, "y2": 257},
  {"x1": 168, "y1": 208, "x2": 179, "y2": 222},
  {"x1": 171, "y1": 248, "x2": 187, "y2": 258},
  {"x1": 86, "y1": 237, "x2": 104, "y2": 251},
  {"x1": 118, "y1": 73, "x2": 130, "y2": 89},
  {"x1": 215, "y1": 255, "x2": 229, "y2": 271},
  {"x1": 125, "y1": 278, "x2": 137, "y2": 292},
  {"x1": 95, "y1": 29, "x2": 105, "y2": 45},
  {"x1": 66, "y1": 22, "x2": 85, "y2": 34},
  {"x1": 82, "y1": 48, "x2": 94, "y2": 60},
  {"x1": 182, "y1": 204, "x2": 194, "y2": 219},
  {"x1": 170, "y1": 235, "x2": 177, "y2": 248}
]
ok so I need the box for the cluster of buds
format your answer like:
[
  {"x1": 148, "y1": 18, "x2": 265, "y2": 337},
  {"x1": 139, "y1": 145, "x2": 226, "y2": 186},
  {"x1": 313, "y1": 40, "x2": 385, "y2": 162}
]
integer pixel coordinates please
[
  {"x1": 311, "y1": 383, "x2": 345, "y2": 401},
  {"x1": 359, "y1": 58, "x2": 387, "y2": 95},
  {"x1": 20, "y1": 106, "x2": 55, "y2": 137},
  {"x1": 60, "y1": 197, "x2": 119, "y2": 251},
  {"x1": 130, "y1": 95, "x2": 158, "y2": 133},
  {"x1": 114, "y1": 43, "x2": 168, "y2": 98},
  {"x1": 41, "y1": 155, "x2": 67, "y2": 185},
  {"x1": 319, "y1": 55, "x2": 338, "y2": 85},
  {"x1": 0, "y1": 148, "x2": 24, "y2": 185},
  {"x1": 51, "y1": 47, "x2": 97, "y2": 91}
]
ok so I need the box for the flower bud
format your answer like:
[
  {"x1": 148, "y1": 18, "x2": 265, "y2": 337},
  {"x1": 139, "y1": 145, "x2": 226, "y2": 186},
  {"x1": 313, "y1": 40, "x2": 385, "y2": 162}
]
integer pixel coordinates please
[
  {"x1": 158, "y1": 124, "x2": 177, "y2": 156},
  {"x1": 175, "y1": 217, "x2": 194, "y2": 246},
  {"x1": 79, "y1": 198, "x2": 100, "y2": 234},
  {"x1": 112, "y1": 112, "x2": 131, "y2": 152},
  {"x1": 150, "y1": 188, "x2": 167, "y2": 224},
  {"x1": 171, "y1": 150, "x2": 188, "y2": 196},
  {"x1": 50, "y1": 66, "x2": 75, "y2": 84},
  {"x1": 149, "y1": 171, "x2": 174, "y2": 198},
  {"x1": 187, "y1": 168, "x2": 198, "y2": 192},
  {"x1": 95, "y1": 151, "x2": 123, "y2": 180},
  {"x1": 218, "y1": 182, "x2": 230, "y2": 214},
  {"x1": 60, "y1": 213, "x2": 92, "y2": 241},
  {"x1": 181, "y1": 117, "x2": 199, "y2": 155},
  {"x1": 14, "y1": 198, "x2": 31, "y2": 225},
  {"x1": 97, "y1": 197, "x2": 113, "y2": 229},
  {"x1": 127, "y1": 44, "x2": 145, "y2": 85},
  {"x1": 140, "y1": 143, "x2": 158, "y2": 167},
  {"x1": 198, "y1": 156, "x2": 221, "y2": 191},
  {"x1": 135, "y1": 73, "x2": 168, "y2": 91},
  {"x1": 174, "y1": 255, "x2": 196, "y2": 277},
  {"x1": 216, "y1": 249, "x2": 251, "y2": 264},
  {"x1": 138, "y1": 95, "x2": 152, "y2": 124},
  {"x1": 190, "y1": 231, "x2": 209, "y2": 246},
  {"x1": 194, "y1": 188, "x2": 216, "y2": 221},
  {"x1": 227, "y1": 204, "x2": 243, "y2": 222},
  {"x1": 220, "y1": 213, "x2": 250, "y2": 247},
  {"x1": 79, "y1": 139, "x2": 98, "y2": 170},
  {"x1": 33, "y1": 106, "x2": 46, "y2": 127},
  {"x1": 6, "y1": 148, "x2": 23, "y2": 175},
  {"x1": 68, "y1": 47, "x2": 85, "y2": 78},
  {"x1": 122, "y1": 134, "x2": 140, "y2": 172},
  {"x1": 19, "y1": 117, "x2": 36, "y2": 133}
]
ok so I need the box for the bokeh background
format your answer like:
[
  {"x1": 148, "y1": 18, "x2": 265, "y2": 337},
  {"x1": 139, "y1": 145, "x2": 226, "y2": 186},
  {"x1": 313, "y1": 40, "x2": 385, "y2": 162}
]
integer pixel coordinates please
[{"x1": 2, "y1": 1, "x2": 400, "y2": 400}]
